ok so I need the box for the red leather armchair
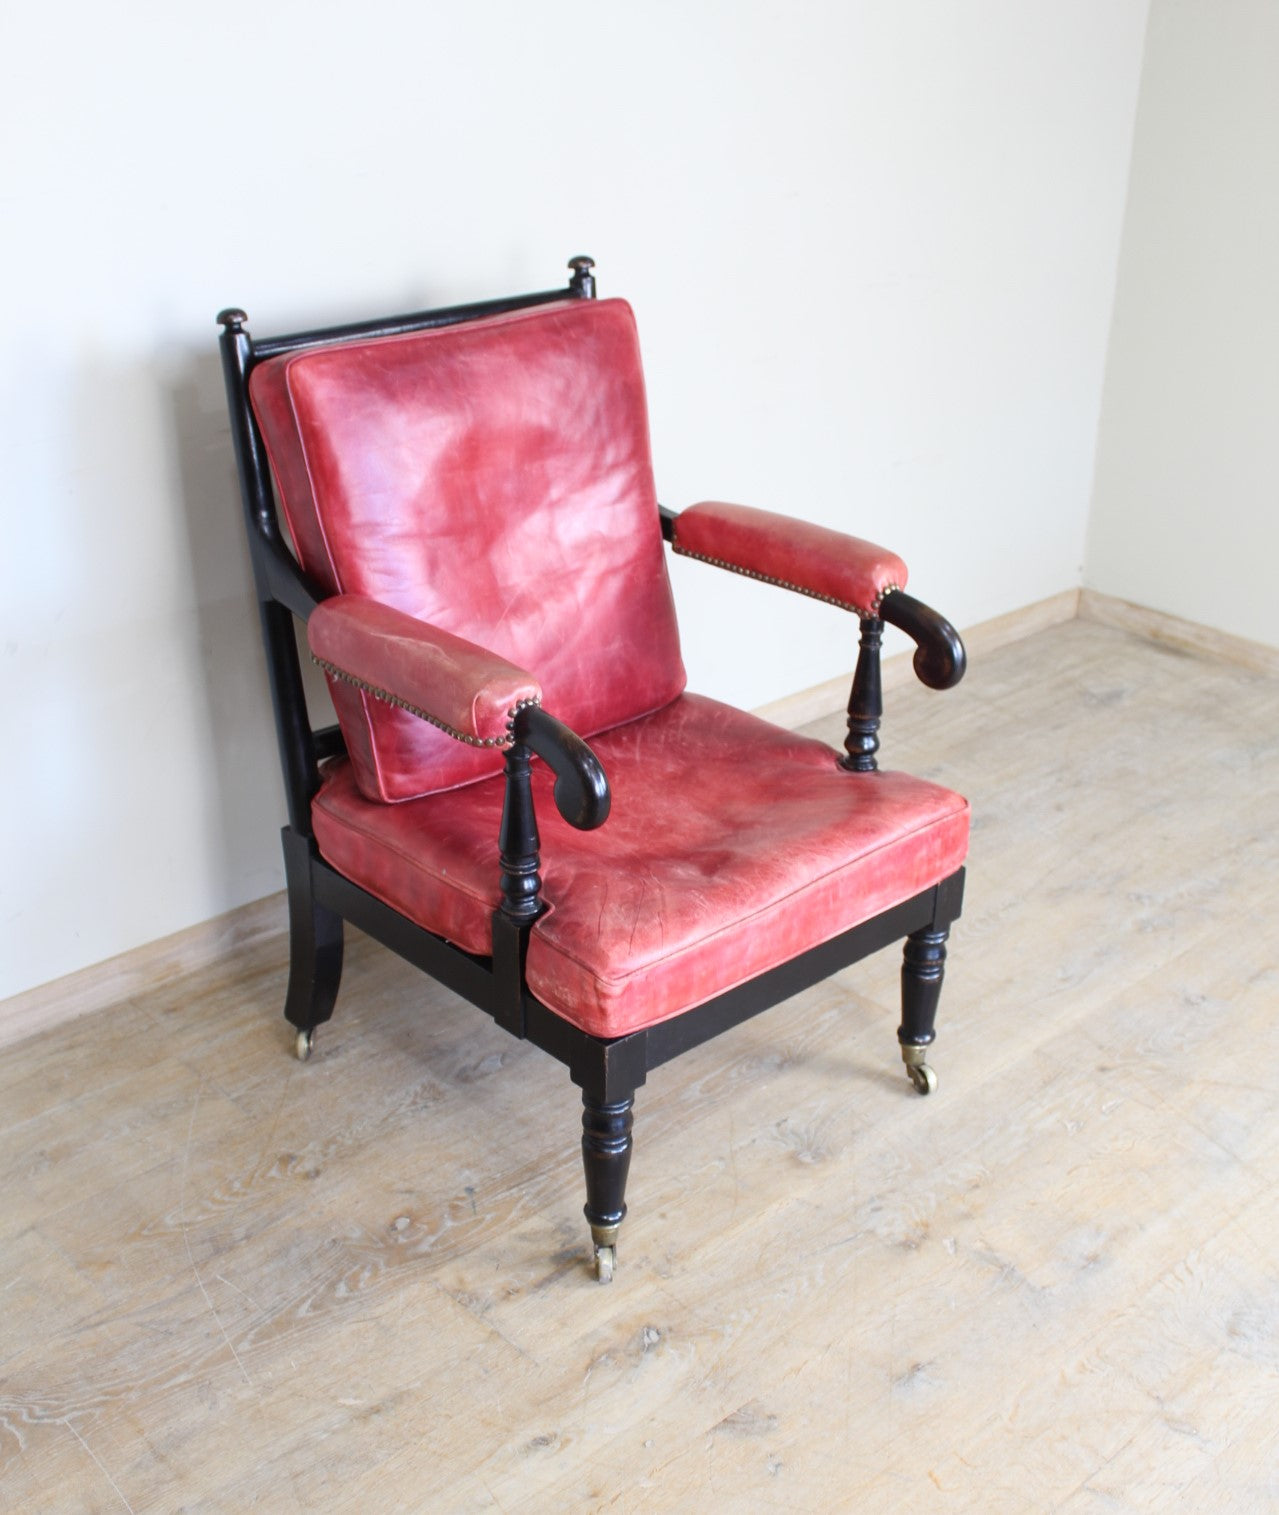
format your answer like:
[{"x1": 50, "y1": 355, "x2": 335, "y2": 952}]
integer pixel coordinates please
[{"x1": 217, "y1": 258, "x2": 968, "y2": 1282}]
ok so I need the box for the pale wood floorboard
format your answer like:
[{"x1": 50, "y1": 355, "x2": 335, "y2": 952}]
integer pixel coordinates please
[{"x1": 2, "y1": 620, "x2": 1277, "y2": 1512}]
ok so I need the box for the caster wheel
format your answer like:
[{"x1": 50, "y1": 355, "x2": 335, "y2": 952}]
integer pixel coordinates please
[
  {"x1": 907, "y1": 1062, "x2": 937, "y2": 1096},
  {"x1": 295, "y1": 1028, "x2": 315, "y2": 1062},
  {"x1": 593, "y1": 1244, "x2": 616, "y2": 1284}
]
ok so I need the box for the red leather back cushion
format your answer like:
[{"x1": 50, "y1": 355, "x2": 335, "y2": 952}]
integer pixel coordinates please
[{"x1": 250, "y1": 299, "x2": 686, "y2": 800}]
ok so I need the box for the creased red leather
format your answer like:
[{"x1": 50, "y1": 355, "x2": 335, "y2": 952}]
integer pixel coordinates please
[
  {"x1": 312, "y1": 693, "x2": 969, "y2": 1037},
  {"x1": 308, "y1": 596, "x2": 541, "y2": 753},
  {"x1": 250, "y1": 299, "x2": 685, "y2": 800},
  {"x1": 673, "y1": 501, "x2": 908, "y2": 614}
]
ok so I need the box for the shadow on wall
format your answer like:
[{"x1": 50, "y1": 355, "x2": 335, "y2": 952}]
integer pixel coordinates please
[{"x1": 164, "y1": 337, "x2": 334, "y2": 914}]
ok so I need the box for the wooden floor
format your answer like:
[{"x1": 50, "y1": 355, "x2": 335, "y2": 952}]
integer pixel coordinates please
[{"x1": 3, "y1": 620, "x2": 1277, "y2": 1513}]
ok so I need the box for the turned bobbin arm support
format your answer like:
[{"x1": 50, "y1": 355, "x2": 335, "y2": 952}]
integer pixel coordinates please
[
  {"x1": 492, "y1": 702, "x2": 610, "y2": 1034},
  {"x1": 660, "y1": 502, "x2": 965, "y2": 769}
]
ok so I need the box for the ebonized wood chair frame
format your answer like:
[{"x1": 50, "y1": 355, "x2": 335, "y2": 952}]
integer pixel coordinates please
[{"x1": 217, "y1": 257, "x2": 965, "y2": 1275}]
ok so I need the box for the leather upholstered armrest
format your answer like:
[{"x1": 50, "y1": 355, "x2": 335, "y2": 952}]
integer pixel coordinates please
[
  {"x1": 665, "y1": 500, "x2": 966, "y2": 691},
  {"x1": 310, "y1": 596, "x2": 610, "y2": 827},
  {"x1": 309, "y1": 596, "x2": 541, "y2": 748},
  {"x1": 670, "y1": 500, "x2": 908, "y2": 618}
]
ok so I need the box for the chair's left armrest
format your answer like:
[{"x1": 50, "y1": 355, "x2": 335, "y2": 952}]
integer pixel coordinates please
[
  {"x1": 309, "y1": 595, "x2": 541, "y2": 747},
  {"x1": 309, "y1": 595, "x2": 610, "y2": 828},
  {"x1": 668, "y1": 500, "x2": 907, "y2": 618}
]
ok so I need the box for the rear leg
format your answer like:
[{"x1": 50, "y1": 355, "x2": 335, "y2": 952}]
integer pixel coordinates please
[{"x1": 281, "y1": 828, "x2": 343, "y2": 1060}]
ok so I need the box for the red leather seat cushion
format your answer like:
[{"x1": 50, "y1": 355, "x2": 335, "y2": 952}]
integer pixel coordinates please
[
  {"x1": 250, "y1": 299, "x2": 685, "y2": 801},
  {"x1": 312, "y1": 694, "x2": 970, "y2": 1038}
]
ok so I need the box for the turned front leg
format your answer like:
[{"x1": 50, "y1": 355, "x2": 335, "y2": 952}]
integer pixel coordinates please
[
  {"x1": 899, "y1": 925, "x2": 948, "y2": 1095},
  {"x1": 581, "y1": 1093, "x2": 634, "y2": 1282}
]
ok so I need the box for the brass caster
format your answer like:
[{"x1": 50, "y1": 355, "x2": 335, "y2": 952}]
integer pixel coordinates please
[
  {"x1": 907, "y1": 1062, "x2": 937, "y2": 1096},
  {"x1": 901, "y1": 1043, "x2": 936, "y2": 1096},
  {"x1": 589, "y1": 1223, "x2": 619, "y2": 1283},
  {"x1": 295, "y1": 1028, "x2": 315, "y2": 1062}
]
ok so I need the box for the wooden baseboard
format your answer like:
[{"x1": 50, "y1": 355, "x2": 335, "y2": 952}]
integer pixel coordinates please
[
  {"x1": 754, "y1": 588, "x2": 1081, "y2": 730},
  {"x1": 1078, "y1": 590, "x2": 1279, "y2": 676},
  {"x1": 0, "y1": 893, "x2": 287, "y2": 1053}
]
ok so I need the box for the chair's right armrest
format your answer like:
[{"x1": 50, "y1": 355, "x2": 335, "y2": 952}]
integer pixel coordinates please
[
  {"x1": 308, "y1": 595, "x2": 541, "y2": 748},
  {"x1": 667, "y1": 500, "x2": 906, "y2": 618},
  {"x1": 659, "y1": 502, "x2": 966, "y2": 691}
]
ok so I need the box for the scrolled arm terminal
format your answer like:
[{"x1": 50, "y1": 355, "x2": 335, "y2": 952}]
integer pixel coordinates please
[
  {"x1": 878, "y1": 590, "x2": 966, "y2": 690},
  {"x1": 513, "y1": 704, "x2": 611, "y2": 831}
]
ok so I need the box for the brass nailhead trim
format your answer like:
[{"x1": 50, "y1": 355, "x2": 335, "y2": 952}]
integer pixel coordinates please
[
  {"x1": 313, "y1": 655, "x2": 539, "y2": 748},
  {"x1": 506, "y1": 697, "x2": 541, "y2": 739},
  {"x1": 670, "y1": 541, "x2": 901, "y2": 618}
]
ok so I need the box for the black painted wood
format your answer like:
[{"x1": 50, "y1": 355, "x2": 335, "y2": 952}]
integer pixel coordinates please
[
  {"x1": 497, "y1": 741, "x2": 543, "y2": 927},
  {"x1": 514, "y1": 704, "x2": 610, "y2": 830},
  {"x1": 312, "y1": 723, "x2": 347, "y2": 763},
  {"x1": 490, "y1": 912, "x2": 530, "y2": 1040},
  {"x1": 280, "y1": 827, "x2": 344, "y2": 1034},
  {"x1": 841, "y1": 616, "x2": 884, "y2": 772},
  {"x1": 567, "y1": 254, "x2": 596, "y2": 298},
  {"x1": 880, "y1": 589, "x2": 967, "y2": 690},
  {"x1": 581, "y1": 1094, "x2": 634, "y2": 1241},
  {"x1": 262, "y1": 539, "x2": 325, "y2": 622},
  {"x1": 244, "y1": 285, "x2": 586, "y2": 362},
  {"x1": 899, "y1": 925, "x2": 949, "y2": 1049}
]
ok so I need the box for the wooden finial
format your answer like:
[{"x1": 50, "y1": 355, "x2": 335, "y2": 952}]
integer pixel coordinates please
[{"x1": 567, "y1": 256, "x2": 596, "y2": 297}]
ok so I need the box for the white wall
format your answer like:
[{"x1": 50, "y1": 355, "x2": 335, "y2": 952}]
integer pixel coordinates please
[
  {"x1": 0, "y1": 1, "x2": 1149, "y2": 1001},
  {"x1": 1086, "y1": 0, "x2": 1279, "y2": 648}
]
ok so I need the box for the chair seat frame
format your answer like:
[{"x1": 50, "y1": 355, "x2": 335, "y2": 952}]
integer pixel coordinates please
[{"x1": 217, "y1": 258, "x2": 966, "y2": 1280}]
